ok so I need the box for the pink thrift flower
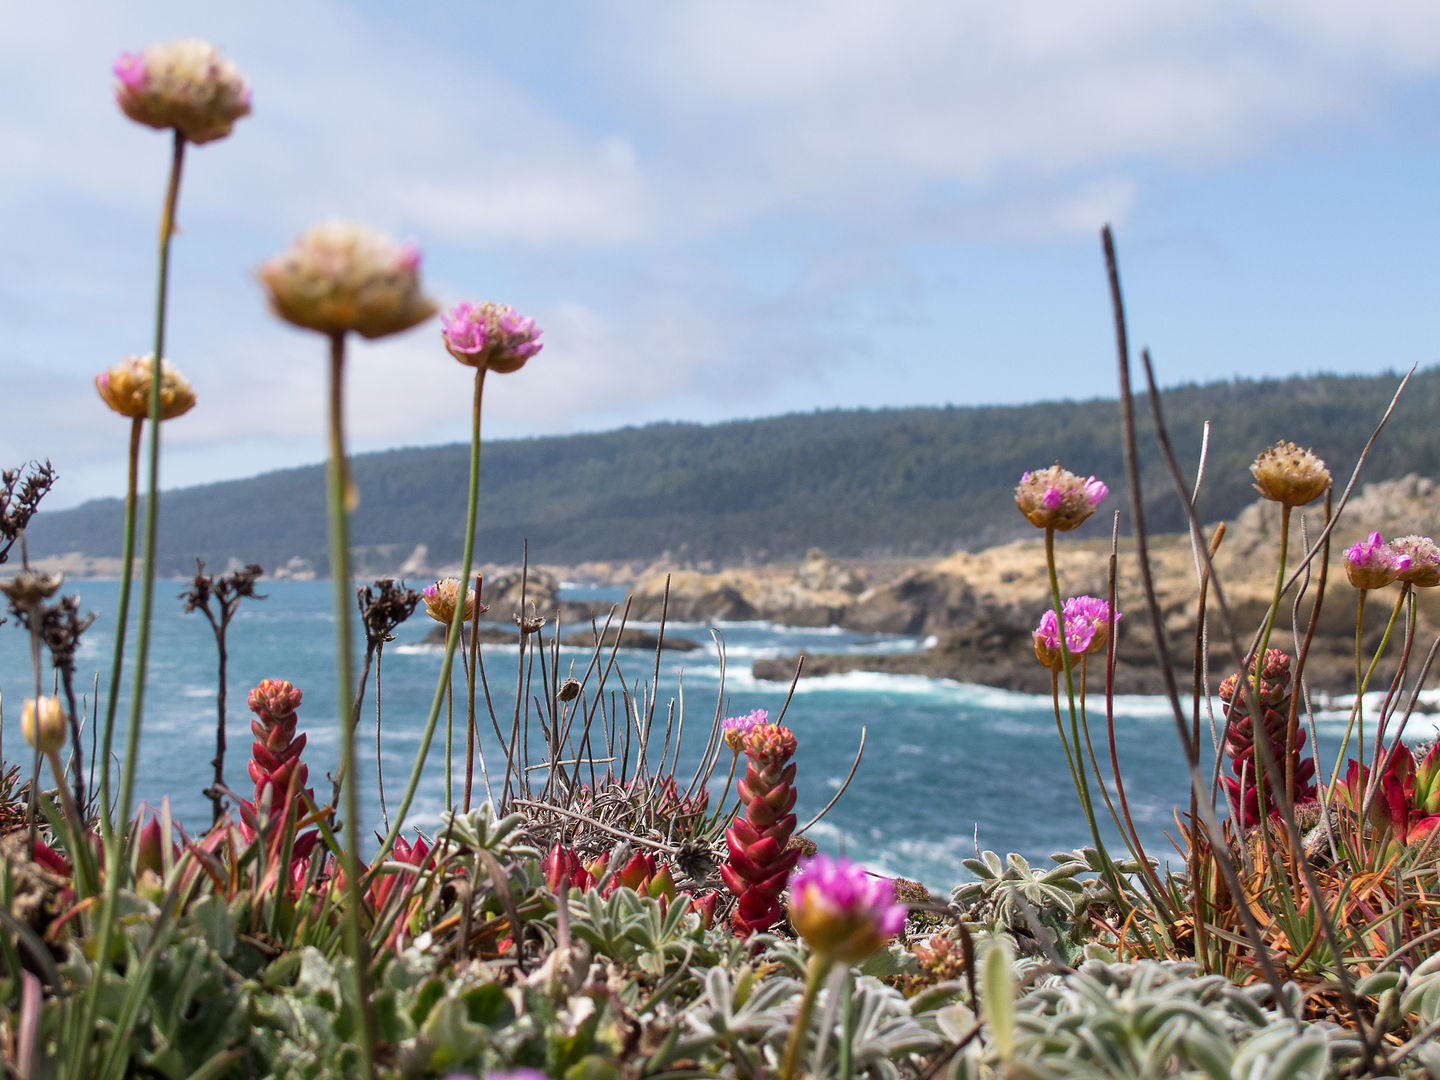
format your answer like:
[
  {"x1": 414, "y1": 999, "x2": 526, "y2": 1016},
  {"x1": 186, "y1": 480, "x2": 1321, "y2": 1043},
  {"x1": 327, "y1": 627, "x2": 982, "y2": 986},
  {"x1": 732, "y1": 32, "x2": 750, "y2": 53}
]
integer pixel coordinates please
[
  {"x1": 1344, "y1": 531, "x2": 1407, "y2": 591},
  {"x1": 422, "y1": 578, "x2": 481, "y2": 624},
  {"x1": 441, "y1": 300, "x2": 544, "y2": 374},
  {"x1": 113, "y1": 53, "x2": 146, "y2": 91},
  {"x1": 722, "y1": 708, "x2": 768, "y2": 753},
  {"x1": 1015, "y1": 465, "x2": 1107, "y2": 532},
  {"x1": 1033, "y1": 596, "x2": 1119, "y2": 671},
  {"x1": 113, "y1": 39, "x2": 251, "y2": 144},
  {"x1": 1391, "y1": 535, "x2": 1440, "y2": 588},
  {"x1": 258, "y1": 221, "x2": 436, "y2": 339},
  {"x1": 787, "y1": 854, "x2": 906, "y2": 964}
]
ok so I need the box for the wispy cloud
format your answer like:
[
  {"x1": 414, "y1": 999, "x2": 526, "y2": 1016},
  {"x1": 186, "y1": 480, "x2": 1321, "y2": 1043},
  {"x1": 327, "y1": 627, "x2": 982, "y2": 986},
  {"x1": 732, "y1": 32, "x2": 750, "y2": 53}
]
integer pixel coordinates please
[{"x1": 2, "y1": 1, "x2": 1438, "y2": 509}]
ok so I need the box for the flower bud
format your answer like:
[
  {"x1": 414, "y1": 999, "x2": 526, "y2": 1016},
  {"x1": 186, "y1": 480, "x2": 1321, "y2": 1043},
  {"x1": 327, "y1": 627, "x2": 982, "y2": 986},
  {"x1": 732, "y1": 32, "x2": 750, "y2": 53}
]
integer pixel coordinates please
[
  {"x1": 1249, "y1": 441, "x2": 1330, "y2": 507},
  {"x1": 135, "y1": 817, "x2": 167, "y2": 876},
  {"x1": 441, "y1": 301, "x2": 544, "y2": 373},
  {"x1": 95, "y1": 355, "x2": 197, "y2": 421},
  {"x1": 1015, "y1": 465, "x2": 1106, "y2": 531},
  {"x1": 258, "y1": 221, "x2": 436, "y2": 339},
  {"x1": 742, "y1": 722, "x2": 798, "y2": 770},
  {"x1": 787, "y1": 854, "x2": 905, "y2": 964},
  {"x1": 113, "y1": 40, "x2": 251, "y2": 144},
  {"x1": 22, "y1": 696, "x2": 67, "y2": 755},
  {"x1": 248, "y1": 679, "x2": 303, "y2": 723}
]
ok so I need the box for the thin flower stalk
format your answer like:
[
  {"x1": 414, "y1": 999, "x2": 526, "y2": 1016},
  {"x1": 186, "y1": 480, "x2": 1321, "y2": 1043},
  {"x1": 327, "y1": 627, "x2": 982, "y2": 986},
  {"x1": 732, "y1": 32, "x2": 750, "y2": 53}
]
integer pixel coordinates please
[
  {"x1": 464, "y1": 574, "x2": 483, "y2": 812},
  {"x1": 1042, "y1": 528, "x2": 1128, "y2": 909},
  {"x1": 113, "y1": 132, "x2": 186, "y2": 853},
  {"x1": 375, "y1": 368, "x2": 487, "y2": 862},
  {"x1": 323, "y1": 330, "x2": 376, "y2": 1073},
  {"x1": 97, "y1": 416, "x2": 141, "y2": 845},
  {"x1": 779, "y1": 855, "x2": 904, "y2": 1080},
  {"x1": 378, "y1": 299, "x2": 540, "y2": 856},
  {"x1": 1329, "y1": 585, "x2": 1407, "y2": 790}
]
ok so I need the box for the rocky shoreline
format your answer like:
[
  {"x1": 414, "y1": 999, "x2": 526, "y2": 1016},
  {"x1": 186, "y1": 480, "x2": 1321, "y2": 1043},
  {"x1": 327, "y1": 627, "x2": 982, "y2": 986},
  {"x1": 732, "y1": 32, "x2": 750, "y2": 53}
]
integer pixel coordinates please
[{"x1": 35, "y1": 477, "x2": 1440, "y2": 701}]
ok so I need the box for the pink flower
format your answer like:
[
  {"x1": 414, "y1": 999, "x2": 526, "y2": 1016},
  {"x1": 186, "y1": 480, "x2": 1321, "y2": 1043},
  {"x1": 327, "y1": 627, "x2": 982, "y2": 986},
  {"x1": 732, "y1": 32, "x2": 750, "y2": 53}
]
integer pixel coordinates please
[
  {"x1": 787, "y1": 854, "x2": 905, "y2": 964},
  {"x1": 1391, "y1": 535, "x2": 1440, "y2": 588},
  {"x1": 722, "y1": 707, "x2": 768, "y2": 753},
  {"x1": 1344, "y1": 531, "x2": 1409, "y2": 590},
  {"x1": 113, "y1": 53, "x2": 146, "y2": 91},
  {"x1": 1033, "y1": 596, "x2": 1119, "y2": 671},
  {"x1": 258, "y1": 221, "x2": 436, "y2": 340},
  {"x1": 113, "y1": 40, "x2": 251, "y2": 144},
  {"x1": 441, "y1": 301, "x2": 544, "y2": 373},
  {"x1": 1016, "y1": 466, "x2": 1107, "y2": 531}
]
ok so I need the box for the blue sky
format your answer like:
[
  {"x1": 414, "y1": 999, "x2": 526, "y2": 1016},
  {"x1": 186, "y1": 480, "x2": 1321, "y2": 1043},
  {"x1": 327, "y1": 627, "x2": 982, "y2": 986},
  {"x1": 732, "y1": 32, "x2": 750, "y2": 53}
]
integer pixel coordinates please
[{"x1": 2, "y1": 1, "x2": 1438, "y2": 509}]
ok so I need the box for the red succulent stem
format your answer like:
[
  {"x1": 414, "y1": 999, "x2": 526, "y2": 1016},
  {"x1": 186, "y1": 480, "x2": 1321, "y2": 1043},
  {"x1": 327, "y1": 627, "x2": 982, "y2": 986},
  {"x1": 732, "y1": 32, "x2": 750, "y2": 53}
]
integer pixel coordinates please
[{"x1": 721, "y1": 724, "x2": 802, "y2": 935}]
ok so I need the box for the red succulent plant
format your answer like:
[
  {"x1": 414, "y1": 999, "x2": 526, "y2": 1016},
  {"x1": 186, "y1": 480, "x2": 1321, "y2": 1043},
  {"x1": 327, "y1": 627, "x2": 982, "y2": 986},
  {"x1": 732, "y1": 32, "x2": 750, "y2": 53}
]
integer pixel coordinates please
[{"x1": 721, "y1": 722, "x2": 802, "y2": 935}]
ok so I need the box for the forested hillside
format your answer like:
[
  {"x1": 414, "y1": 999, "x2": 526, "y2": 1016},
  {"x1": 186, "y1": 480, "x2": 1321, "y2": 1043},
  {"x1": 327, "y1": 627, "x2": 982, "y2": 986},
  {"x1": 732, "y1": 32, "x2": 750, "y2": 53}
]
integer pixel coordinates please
[{"x1": 26, "y1": 368, "x2": 1440, "y2": 573}]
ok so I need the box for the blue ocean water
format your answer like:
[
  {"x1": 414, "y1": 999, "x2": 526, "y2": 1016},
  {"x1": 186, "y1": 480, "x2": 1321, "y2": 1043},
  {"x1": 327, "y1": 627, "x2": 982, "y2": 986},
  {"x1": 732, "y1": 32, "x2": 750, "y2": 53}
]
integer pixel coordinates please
[{"x1": 2, "y1": 579, "x2": 1434, "y2": 889}]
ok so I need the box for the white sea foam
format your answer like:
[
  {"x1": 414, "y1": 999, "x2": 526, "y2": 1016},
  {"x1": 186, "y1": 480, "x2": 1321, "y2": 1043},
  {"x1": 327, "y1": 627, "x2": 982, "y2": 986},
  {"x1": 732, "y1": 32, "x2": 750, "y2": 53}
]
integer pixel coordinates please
[{"x1": 758, "y1": 670, "x2": 968, "y2": 696}]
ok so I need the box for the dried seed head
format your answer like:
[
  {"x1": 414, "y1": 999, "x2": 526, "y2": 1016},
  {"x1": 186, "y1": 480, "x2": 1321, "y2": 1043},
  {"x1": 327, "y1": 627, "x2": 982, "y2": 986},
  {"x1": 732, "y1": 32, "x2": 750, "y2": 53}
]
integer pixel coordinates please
[
  {"x1": 513, "y1": 612, "x2": 547, "y2": 635},
  {"x1": 422, "y1": 578, "x2": 480, "y2": 624},
  {"x1": 1, "y1": 570, "x2": 64, "y2": 616},
  {"x1": 113, "y1": 40, "x2": 251, "y2": 144},
  {"x1": 257, "y1": 221, "x2": 436, "y2": 340},
  {"x1": 95, "y1": 355, "x2": 196, "y2": 421},
  {"x1": 1249, "y1": 441, "x2": 1330, "y2": 507}
]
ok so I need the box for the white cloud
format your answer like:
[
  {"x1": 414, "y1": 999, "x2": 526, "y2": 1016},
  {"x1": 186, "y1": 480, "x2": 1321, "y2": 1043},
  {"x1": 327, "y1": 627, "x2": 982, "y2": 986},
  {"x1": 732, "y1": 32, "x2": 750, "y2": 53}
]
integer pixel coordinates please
[{"x1": 4, "y1": 0, "x2": 1440, "y2": 511}]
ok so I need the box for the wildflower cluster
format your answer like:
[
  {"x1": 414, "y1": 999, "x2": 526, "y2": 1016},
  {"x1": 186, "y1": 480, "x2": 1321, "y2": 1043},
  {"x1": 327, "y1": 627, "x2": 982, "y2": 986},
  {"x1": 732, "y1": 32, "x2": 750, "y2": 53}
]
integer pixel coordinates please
[{"x1": 1032, "y1": 595, "x2": 1118, "y2": 671}]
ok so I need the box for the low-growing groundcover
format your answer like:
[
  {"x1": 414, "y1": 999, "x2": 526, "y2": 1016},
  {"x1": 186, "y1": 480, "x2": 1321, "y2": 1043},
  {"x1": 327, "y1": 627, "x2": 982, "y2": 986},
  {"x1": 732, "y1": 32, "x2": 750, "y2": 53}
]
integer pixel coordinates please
[{"x1": 4, "y1": 36, "x2": 1440, "y2": 1080}]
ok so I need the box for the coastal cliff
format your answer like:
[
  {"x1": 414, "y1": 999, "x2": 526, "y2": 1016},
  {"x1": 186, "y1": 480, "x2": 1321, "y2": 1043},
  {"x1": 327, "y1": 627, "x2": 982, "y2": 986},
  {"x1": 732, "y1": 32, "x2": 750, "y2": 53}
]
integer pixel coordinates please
[{"x1": 616, "y1": 477, "x2": 1440, "y2": 697}]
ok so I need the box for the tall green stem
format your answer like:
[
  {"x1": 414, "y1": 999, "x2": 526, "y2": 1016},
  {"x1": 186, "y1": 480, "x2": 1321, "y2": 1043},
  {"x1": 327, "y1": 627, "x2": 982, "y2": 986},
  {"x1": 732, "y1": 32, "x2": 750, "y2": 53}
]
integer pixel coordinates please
[
  {"x1": 1329, "y1": 587, "x2": 1405, "y2": 788},
  {"x1": 1044, "y1": 528, "x2": 1125, "y2": 906},
  {"x1": 779, "y1": 953, "x2": 834, "y2": 1080},
  {"x1": 83, "y1": 128, "x2": 185, "y2": 1078},
  {"x1": 325, "y1": 332, "x2": 375, "y2": 1076},
  {"x1": 444, "y1": 679, "x2": 453, "y2": 809},
  {"x1": 375, "y1": 367, "x2": 486, "y2": 862},
  {"x1": 98, "y1": 418, "x2": 142, "y2": 847},
  {"x1": 114, "y1": 130, "x2": 186, "y2": 845}
]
